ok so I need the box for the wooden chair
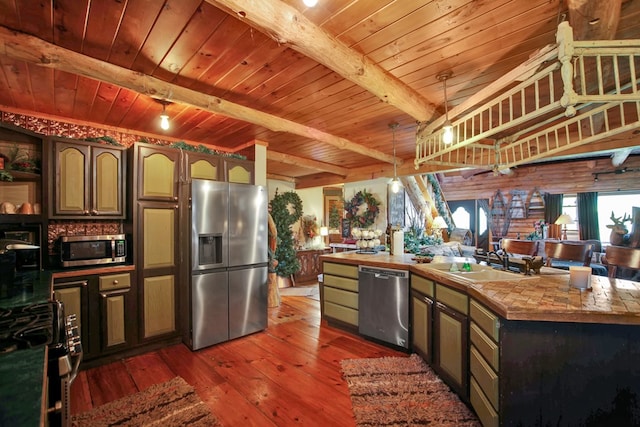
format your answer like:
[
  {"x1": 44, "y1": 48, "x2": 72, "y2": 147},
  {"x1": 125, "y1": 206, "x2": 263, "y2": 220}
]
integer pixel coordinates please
[
  {"x1": 501, "y1": 239, "x2": 539, "y2": 256},
  {"x1": 544, "y1": 241, "x2": 592, "y2": 267},
  {"x1": 601, "y1": 245, "x2": 640, "y2": 279}
]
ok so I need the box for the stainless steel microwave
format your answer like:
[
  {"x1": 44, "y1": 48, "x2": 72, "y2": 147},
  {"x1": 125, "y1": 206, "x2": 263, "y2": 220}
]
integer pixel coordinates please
[{"x1": 58, "y1": 234, "x2": 127, "y2": 267}]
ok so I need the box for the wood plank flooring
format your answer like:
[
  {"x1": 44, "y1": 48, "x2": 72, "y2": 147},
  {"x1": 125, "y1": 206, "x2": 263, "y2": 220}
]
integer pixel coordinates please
[{"x1": 70, "y1": 289, "x2": 406, "y2": 426}]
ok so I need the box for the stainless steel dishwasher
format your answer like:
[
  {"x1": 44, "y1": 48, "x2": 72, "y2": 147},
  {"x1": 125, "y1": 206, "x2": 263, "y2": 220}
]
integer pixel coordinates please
[{"x1": 358, "y1": 265, "x2": 409, "y2": 349}]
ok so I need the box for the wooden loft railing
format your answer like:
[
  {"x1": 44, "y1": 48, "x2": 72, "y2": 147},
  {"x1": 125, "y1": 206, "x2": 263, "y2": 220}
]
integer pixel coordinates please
[{"x1": 415, "y1": 21, "x2": 640, "y2": 173}]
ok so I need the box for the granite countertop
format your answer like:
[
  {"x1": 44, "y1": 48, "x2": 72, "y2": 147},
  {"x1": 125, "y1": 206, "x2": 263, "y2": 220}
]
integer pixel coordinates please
[
  {"x1": 321, "y1": 251, "x2": 640, "y2": 326},
  {"x1": 0, "y1": 270, "x2": 52, "y2": 427},
  {"x1": 0, "y1": 264, "x2": 135, "y2": 426}
]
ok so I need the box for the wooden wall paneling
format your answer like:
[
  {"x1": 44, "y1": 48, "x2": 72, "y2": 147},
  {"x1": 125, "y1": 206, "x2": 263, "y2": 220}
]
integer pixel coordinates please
[{"x1": 440, "y1": 156, "x2": 640, "y2": 239}]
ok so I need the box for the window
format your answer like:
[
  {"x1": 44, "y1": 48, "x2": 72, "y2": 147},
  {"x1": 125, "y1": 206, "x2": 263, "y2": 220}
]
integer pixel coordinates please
[
  {"x1": 560, "y1": 195, "x2": 578, "y2": 237},
  {"x1": 597, "y1": 192, "x2": 638, "y2": 245}
]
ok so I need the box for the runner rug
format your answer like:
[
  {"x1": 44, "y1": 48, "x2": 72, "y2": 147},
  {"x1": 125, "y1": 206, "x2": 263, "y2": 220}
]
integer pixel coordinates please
[
  {"x1": 341, "y1": 354, "x2": 481, "y2": 426},
  {"x1": 71, "y1": 376, "x2": 219, "y2": 427}
]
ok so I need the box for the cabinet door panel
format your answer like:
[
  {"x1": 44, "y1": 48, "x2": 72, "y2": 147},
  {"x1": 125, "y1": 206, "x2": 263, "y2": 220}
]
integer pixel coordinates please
[
  {"x1": 56, "y1": 144, "x2": 89, "y2": 214},
  {"x1": 103, "y1": 291, "x2": 127, "y2": 347},
  {"x1": 142, "y1": 207, "x2": 176, "y2": 269},
  {"x1": 190, "y1": 159, "x2": 218, "y2": 180},
  {"x1": 93, "y1": 148, "x2": 122, "y2": 215},
  {"x1": 143, "y1": 275, "x2": 176, "y2": 338},
  {"x1": 434, "y1": 301, "x2": 469, "y2": 398},
  {"x1": 138, "y1": 148, "x2": 178, "y2": 200},
  {"x1": 411, "y1": 292, "x2": 432, "y2": 363}
]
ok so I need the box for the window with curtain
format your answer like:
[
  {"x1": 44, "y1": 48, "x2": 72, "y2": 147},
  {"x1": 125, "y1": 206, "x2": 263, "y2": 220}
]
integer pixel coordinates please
[{"x1": 597, "y1": 192, "x2": 639, "y2": 244}]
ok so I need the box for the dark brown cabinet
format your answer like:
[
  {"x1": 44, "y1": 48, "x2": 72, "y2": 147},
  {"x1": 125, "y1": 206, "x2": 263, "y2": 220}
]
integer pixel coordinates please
[
  {"x1": 295, "y1": 248, "x2": 330, "y2": 284},
  {"x1": 49, "y1": 138, "x2": 126, "y2": 218}
]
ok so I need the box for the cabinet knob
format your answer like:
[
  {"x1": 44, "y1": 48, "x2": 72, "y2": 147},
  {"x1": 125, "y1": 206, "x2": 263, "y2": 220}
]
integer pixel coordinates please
[
  {"x1": 113, "y1": 280, "x2": 119, "y2": 285},
  {"x1": 91, "y1": 209, "x2": 98, "y2": 215},
  {"x1": 83, "y1": 210, "x2": 90, "y2": 215},
  {"x1": 173, "y1": 196, "x2": 178, "y2": 201}
]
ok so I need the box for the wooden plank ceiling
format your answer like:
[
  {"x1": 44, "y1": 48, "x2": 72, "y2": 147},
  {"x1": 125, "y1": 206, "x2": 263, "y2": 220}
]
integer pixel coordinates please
[{"x1": 0, "y1": 0, "x2": 639, "y2": 188}]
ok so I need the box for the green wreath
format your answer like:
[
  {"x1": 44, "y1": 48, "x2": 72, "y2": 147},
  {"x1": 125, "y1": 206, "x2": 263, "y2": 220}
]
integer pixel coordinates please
[
  {"x1": 270, "y1": 190, "x2": 304, "y2": 277},
  {"x1": 344, "y1": 189, "x2": 380, "y2": 228}
]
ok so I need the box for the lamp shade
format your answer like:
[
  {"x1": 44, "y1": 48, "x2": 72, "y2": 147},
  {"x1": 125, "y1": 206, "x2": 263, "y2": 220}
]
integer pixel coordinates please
[
  {"x1": 555, "y1": 214, "x2": 573, "y2": 225},
  {"x1": 432, "y1": 216, "x2": 448, "y2": 229},
  {"x1": 320, "y1": 226, "x2": 329, "y2": 236}
]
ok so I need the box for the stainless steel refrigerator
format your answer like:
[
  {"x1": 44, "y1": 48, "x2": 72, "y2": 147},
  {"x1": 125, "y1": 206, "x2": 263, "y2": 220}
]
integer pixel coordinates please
[{"x1": 188, "y1": 179, "x2": 268, "y2": 350}]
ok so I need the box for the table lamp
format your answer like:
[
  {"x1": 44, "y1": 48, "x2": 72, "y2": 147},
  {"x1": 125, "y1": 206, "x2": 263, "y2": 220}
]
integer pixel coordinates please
[
  {"x1": 432, "y1": 216, "x2": 448, "y2": 239},
  {"x1": 555, "y1": 213, "x2": 573, "y2": 240},
  {"x1": 320, "y1": 226, "x2": 329, "y2": 246}
]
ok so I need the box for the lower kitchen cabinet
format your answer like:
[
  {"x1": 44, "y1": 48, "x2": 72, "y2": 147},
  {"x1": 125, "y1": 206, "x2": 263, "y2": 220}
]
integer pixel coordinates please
[
  {"x1": 321, "y1": 262, "x2": 359, "y2": 329},
  {"x1": 53, "y1": 278, "x2": 91, "y2": 358},
  {"x1": 410, "y1": 275, "x2": 434, "y2": 363},
  {"x1": 433, "y1": 283, "x2": 469, "y2": 400},
  {"x1": 53, "y1": 271, "x2": 137, "y2": 361},
  {"x1": 469, "y1": 299, "x2": 500, "y2": 427},
  {"x1": 98, "y1": 272, "x2": 135, "y2": 351},
  {"x1": 142, "y1": 275, "x2": 176, "y2": 338}
]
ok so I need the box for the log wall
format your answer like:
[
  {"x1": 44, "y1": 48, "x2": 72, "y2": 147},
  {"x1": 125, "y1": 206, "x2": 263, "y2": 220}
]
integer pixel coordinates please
[{"x1": 439, "y1": 155, "x2": 640, "y2": 239}]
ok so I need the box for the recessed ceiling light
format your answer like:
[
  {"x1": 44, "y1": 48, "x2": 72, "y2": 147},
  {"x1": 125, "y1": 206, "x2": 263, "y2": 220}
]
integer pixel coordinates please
[{"x1": 303, "y1": 0, "x2": 318, "y2": 7}]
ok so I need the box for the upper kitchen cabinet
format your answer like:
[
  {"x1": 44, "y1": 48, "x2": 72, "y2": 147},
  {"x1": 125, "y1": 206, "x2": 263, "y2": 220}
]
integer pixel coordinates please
[
  {"x1": 223, "y1": 158, "x2": 254, "y2": 184},
  {"x1": 133, "y1": 143, "x2": 180, "y2": 201},
  {"x1": 0, "y1": 123, "x2": 44, "y2": 223},
  {"x1": 49, "y1": 138, "x2": 126, "y2": 219},
  {"x1": 184, "y1": 151, "x2": 221, "y2": 182}
]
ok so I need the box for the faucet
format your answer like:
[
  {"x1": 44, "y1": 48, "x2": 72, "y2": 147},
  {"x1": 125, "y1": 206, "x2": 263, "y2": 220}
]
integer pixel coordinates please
[{"x1": 487, "y1": 250, "x2": 509, "y2": 271}]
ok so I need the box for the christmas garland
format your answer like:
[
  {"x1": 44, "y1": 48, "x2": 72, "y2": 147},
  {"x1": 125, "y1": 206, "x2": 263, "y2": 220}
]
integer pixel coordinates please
[{"x1": 344, "y1": 189, "x2": 380, "y2": 228}]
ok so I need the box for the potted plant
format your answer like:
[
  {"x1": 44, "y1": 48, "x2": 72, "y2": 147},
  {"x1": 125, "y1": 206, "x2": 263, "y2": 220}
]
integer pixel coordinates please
[{"x1": 270, "y1": 190, "x2": 303, "y2": 283}]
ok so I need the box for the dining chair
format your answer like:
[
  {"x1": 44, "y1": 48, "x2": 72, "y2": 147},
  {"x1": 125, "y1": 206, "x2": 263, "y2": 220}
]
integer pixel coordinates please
[
  {"x1": 501, "y1": 239, "x2": 539, "y2": 257},
  {"x1": 601, "y1": 245, "x2": 640, "y2": 279},
  {"x1": 544, "y1": 241, "x2": 592, "y2": 267}
]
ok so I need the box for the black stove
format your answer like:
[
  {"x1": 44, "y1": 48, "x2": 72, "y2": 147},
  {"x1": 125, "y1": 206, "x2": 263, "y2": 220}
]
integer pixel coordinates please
[{"x1": 0, "y1": 302, "x2": 54, "y2": 354}]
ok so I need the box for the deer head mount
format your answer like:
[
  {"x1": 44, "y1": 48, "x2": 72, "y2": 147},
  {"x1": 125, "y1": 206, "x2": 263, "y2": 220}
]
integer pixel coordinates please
[{"x1": 606, "y1": 211, "x2": 632, "y2": 235}]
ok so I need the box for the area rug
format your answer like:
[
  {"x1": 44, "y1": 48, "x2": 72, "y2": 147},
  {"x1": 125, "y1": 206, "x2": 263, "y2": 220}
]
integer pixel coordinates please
[
  {"x1": 280, "y1": 284, "x2": 319, "y2": 300},
  {"x1": 71, "y1": 376, "x2": 219, "y2": 427},
  {"x1": 341, "y1": 354, "x2": 481, "y2": 426}
]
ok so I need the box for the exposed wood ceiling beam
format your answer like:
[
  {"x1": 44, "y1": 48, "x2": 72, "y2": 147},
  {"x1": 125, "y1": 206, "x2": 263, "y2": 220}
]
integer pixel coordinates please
[
  {"x1": 267, "y1": 150, "x2": 348, "y2": 176},
  {"x1": 267, "y1": 173, "x2": 297, "y2": 183},
  {"x1": 0, "y1": 26, "x2": 397, "y2": 165},
  {"x1": 206, "y1": 0, "x2": 438, "y2": 122}
]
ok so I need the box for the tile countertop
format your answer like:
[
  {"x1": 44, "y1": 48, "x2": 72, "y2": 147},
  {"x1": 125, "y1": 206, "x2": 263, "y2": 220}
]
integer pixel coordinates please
[{"x1": 321, "y1": 251, "x2": 640, "y2": 326}]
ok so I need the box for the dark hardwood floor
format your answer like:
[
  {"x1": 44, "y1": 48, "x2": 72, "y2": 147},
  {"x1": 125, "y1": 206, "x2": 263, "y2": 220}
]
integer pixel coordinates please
[{"x1": 70, "y1": 288, "x2": 406, "y2": 426}]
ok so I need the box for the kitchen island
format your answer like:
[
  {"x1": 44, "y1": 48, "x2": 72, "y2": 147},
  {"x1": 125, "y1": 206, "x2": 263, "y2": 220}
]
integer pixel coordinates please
[{"x1": 320, "y1": 251, "x2": 640, "y2": 427}]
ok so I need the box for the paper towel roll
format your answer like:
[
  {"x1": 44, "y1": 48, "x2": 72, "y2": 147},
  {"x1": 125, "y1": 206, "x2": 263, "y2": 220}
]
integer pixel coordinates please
[{"x1": 392, "y1": 229, "x2": 404, "y2": 256}]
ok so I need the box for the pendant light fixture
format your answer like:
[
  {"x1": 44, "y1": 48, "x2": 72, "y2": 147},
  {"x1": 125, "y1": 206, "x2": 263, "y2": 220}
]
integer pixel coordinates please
[
  {"x1": 389, "y1": 122, "x2": 401, "y2": 193},
  {"x1": 159, "y1": 102, "x2": 170, "y2": 131},
  {"x1": 437, "y1": 71, "x2": 454, "y2": 145}
]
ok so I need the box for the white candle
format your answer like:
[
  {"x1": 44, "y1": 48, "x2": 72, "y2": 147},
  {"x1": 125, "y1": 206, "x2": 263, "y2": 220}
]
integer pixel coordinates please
[
  {"x1": 392, "y1": 230, "x2": 404, "y2": 256},
  {"x1": 569, "y1": 266, "x2": 591, "y2": 290}
]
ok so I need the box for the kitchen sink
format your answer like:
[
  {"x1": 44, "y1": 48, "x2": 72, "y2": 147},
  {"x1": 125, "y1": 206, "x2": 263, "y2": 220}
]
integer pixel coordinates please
[{"x1": 426, "y1": 263, "x2": 536, "y2": 282}]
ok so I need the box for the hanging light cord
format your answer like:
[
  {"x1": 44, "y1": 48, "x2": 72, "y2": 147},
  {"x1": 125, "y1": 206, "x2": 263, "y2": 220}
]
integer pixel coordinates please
[
  {"x1": 389, "y1": 122, "x2": 399, "y2": 179},
  {"x1": 443, "y1": 76, "x2": 449, "y2": 123}
]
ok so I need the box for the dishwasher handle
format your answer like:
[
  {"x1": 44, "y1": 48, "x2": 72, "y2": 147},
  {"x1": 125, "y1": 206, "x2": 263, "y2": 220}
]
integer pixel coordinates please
[{"x1": 359, "y1": 265, "x2": 409, "y2": 279}]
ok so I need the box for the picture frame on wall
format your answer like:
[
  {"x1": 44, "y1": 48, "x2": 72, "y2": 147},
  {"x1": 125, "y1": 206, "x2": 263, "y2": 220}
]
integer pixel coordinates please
[{"x1": 388, "y1": 185, "x2": 405, "y2": 228}]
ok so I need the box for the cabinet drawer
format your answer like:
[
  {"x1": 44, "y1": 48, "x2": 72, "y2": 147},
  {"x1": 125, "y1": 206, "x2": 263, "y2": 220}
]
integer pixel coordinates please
[
  {"x1": 470, "y1": 345, "x2": 499, "y2": 409},
  {"x1": 436, "y1": 284, "x2": 468, "y2": 315},
  {"x1": 470, "y1": 299, "x2": 500, "y2": 342},
  {"x1": 470, "y1": 322, "x2": 499, "y2": 371},
  {"x1": 470, "y1": 377, "x2": 499, "y2": 427},
  {"x1": 323, "y1": 262, "x2": 358, "y2": 279},
  {"x1": 324, "y1": 301, "x2": 358, "y2": 326},
  {"x1": 324, "y1": 286, "x2": 358, "y2": 309},
  {"x1": 323, "y1": 274, "x2": 358, "y2": 292},
  {"x1": 411, "y1": 274, "x2": 434, "y2": 297},
  {"x1": 99, "y1": 273, "x2": 131, "y2": 291}
]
